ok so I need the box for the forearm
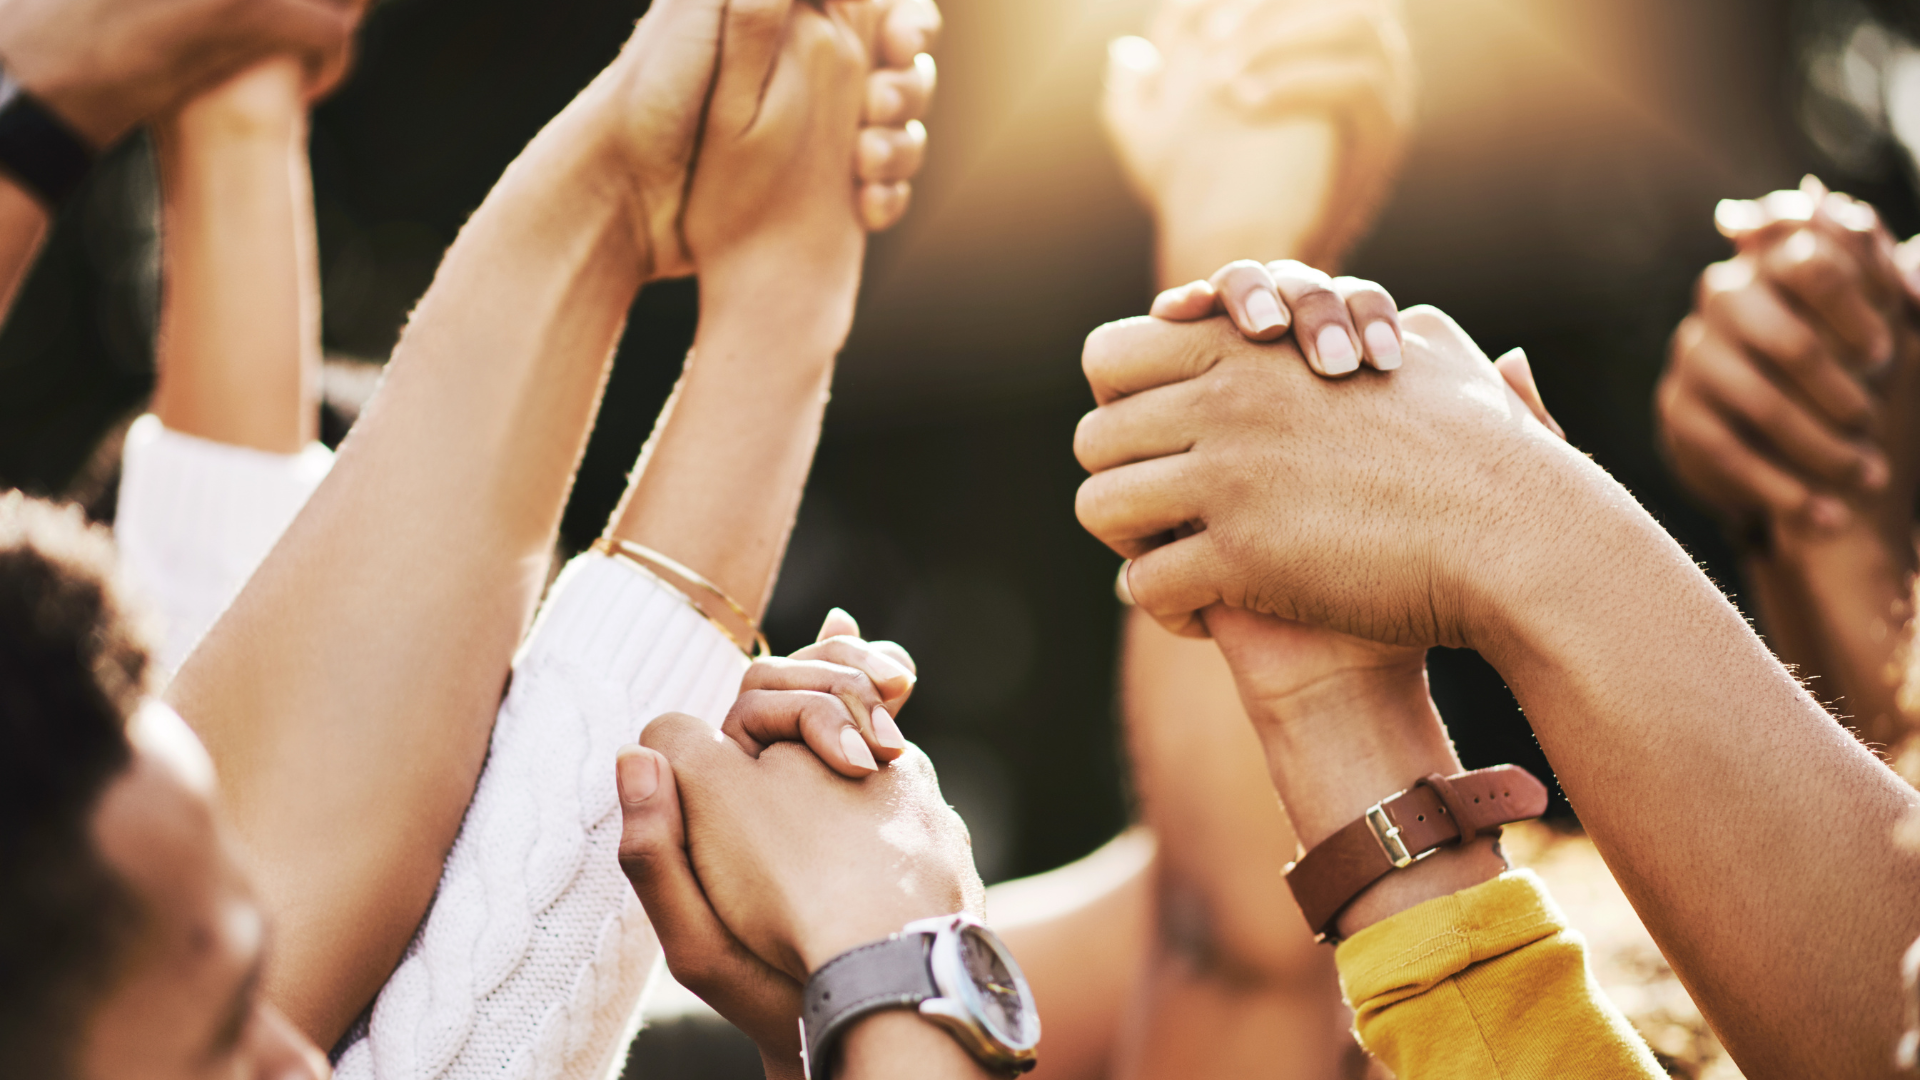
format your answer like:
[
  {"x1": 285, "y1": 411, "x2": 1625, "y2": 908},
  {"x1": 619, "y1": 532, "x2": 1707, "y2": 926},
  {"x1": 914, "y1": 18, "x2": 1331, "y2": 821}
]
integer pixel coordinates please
[
  {"x1": 1483, "y1": 458, "x2": 1920, "y2": 1077},
  {"x1": 167, "y1": 86, "x2": 644, "y2": 1042},
  {"x1": 1113, "y1": 609, "x2": 1349, "y2": 1078},
  {"x1": 1746, "y1": 523, "x2": 1915, "y2": 748},
  {"x1": 0, "y1": 174, "x2": 47, "y2": 319},
  {"x1": 151, "y1": 58, "x2": 317, "y2": 451},
  {"x1": 607, "y1": 256, "x2": 852, "y2": 617}
]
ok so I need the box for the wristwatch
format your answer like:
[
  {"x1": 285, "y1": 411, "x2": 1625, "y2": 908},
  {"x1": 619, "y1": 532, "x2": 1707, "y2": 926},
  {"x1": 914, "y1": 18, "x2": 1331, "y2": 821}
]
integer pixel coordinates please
[
  {"x1": 1284, "y1": 764, "x2": 1549, "y2": 942},
  {"x1": 800, "y1": 914, "x2": 1040, "y2": 1079},
  {"x1": 0, "y1": 62, "x2": 95, "y2": 208}
]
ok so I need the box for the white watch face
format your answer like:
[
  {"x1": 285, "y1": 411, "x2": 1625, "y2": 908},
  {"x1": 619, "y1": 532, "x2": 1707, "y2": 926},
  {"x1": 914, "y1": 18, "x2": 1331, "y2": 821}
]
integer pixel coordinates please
[{"x1": 956, "y1": 924, "x2": 1039, "y2": 1047}]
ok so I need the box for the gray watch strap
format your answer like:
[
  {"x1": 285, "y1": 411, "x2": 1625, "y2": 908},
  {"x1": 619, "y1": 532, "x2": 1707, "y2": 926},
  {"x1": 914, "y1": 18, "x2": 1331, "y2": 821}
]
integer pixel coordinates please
[{"x1": 801, "y1": 932, "x2": 939, "y2": 1079}]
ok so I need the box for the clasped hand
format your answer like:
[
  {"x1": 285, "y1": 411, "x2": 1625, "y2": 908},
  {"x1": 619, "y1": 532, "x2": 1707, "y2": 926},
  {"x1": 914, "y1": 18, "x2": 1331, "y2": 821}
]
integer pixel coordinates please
[{"x1": 614, "y1": 609, "x2": 981, "y2": 1077}]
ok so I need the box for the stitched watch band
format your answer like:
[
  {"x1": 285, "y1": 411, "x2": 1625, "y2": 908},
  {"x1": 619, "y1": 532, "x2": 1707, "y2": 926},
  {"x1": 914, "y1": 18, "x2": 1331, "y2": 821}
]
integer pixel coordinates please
[
  {"x1": 1284, "y1": 764, "x2": 1549, "y2": 942},
  {"x1": 800, "y1": 932, "x2": 939, "y2": 1080},
  {"x1": 0, "y1": 70, "x2": 94, "y2": 208}
]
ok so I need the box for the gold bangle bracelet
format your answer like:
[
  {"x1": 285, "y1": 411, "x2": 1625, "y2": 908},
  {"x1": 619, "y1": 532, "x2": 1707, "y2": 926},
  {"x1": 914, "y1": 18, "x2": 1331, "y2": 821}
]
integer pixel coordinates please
[{"x1": 590, "y1": 536, "x2": 770, "y2": 659}]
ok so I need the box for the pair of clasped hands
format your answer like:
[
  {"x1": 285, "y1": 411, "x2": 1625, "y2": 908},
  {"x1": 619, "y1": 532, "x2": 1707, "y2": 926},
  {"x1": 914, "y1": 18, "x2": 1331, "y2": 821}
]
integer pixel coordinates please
[{"x1": 610, "y1": 257, "x2": 1580, "y2": 1074}]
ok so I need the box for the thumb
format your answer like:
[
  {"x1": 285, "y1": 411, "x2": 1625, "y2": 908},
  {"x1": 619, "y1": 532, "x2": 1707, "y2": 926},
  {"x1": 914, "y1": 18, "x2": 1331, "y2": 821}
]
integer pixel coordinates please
[
  {"x1": 1494, "y1": 348, "x2": 1566, "y2": 441},
  {"x1": 709, "y1": 0, "x2": 796, "y2": 137},
  {"x1": 817, "y1": 606, "x2": 862, "y2": 642},
  {"x1": 1103, "y1": 35, "x2": 1162, "y2": 134}
]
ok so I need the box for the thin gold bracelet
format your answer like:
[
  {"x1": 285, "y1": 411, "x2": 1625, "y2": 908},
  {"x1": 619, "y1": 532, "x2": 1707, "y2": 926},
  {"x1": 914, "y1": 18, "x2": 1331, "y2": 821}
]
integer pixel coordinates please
[{"x1": 590, "y1": 536, "x2": 770, "y2": 659}]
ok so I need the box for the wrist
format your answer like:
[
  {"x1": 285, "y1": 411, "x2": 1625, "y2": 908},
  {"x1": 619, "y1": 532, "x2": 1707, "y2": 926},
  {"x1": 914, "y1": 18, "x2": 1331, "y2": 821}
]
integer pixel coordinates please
[
  {"x1": 696, "y1": 254, "x2": 860, "y2": 372},
  {"x1": 1247, "y1": 666, "x2": 1452, "y2": 850},
  {"x1": 835, "y1": 1011, "x2": 994, "y2": 1080}
]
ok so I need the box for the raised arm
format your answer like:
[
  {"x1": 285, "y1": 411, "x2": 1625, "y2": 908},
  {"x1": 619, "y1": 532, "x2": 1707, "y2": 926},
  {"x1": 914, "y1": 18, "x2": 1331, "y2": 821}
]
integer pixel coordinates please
[
  {"x1": 1074, "y1": 307, "x2": 1920, "y2": 1077},
  {"x1": 0, "y1": 0, "x2": 353, "y2": 318},
  {"x1": 166, "y1": 0, "x2": 940, "y2": 1046},
  {"x1": 163, "y1": 0, "x2": 782, "y2": 1039}
]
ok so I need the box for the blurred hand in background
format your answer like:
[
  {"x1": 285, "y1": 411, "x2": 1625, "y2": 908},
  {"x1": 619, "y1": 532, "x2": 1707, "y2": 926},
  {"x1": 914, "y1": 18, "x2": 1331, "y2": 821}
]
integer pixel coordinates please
[
  {"x1": 1658, "y1": 176, "x2": 1920, "y2": 751},
  {"x1": 1102, "y1": 0, "x2": 1414, "y2": 284}
]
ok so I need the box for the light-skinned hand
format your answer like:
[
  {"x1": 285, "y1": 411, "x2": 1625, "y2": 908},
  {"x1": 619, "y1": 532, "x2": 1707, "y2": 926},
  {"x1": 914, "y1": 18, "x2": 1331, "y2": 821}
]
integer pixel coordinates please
[
  {"x1": 580, "y1": 0, "x2": 937, "y2": 286},
  {"x1": 724, "y1": 607, "x2": 918, "y2": 777},
  {"x1": 0, "y1": 0, "x2": 356, "y2": 147},
  {"x1": 1104, "y1": 0, "x2": 1413, "y2": 272},
  {"x1": 615, "y1": 718, "x2": 981, "y2": 1072},
  {"x1": 1075, "y1": 305, "x2": 1575, "y2": 640},
  {"x1": 1658, "y1": 176, "x2": 1910, "y2": 533}
]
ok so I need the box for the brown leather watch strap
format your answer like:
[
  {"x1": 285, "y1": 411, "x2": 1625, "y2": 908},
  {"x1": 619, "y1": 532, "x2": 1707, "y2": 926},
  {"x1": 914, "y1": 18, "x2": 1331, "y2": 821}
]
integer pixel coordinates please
[{"x1": 1284, "y1": 764, "x2": 1549, "y2": 942}]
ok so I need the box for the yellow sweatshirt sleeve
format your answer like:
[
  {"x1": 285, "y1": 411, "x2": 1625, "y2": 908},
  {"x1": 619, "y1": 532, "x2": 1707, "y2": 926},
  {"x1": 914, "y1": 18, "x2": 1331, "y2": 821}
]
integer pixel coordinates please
[{"x1": 1333, "y1": 869, "x2": 1666, "y2": 1080}]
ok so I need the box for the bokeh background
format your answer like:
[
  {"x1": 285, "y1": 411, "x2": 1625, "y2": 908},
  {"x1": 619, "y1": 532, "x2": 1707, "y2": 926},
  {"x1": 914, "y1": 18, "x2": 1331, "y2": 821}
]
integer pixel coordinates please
[{"x1": 3, "y1": 0, "x2": 1916, "y2": 1074}]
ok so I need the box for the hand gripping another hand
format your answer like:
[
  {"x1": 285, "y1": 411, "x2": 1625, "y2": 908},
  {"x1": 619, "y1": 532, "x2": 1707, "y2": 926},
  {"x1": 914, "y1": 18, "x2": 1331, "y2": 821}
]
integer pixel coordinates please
[
  {"x1": 614, "y1": 610, "x2": 976, "y2": 1077},
  {"x1": 589, "y1": 0, "x2": 938, "y2": 287},
  {"x1": 1077, "y1": 263, "x2": 1569, "y2": 644}
]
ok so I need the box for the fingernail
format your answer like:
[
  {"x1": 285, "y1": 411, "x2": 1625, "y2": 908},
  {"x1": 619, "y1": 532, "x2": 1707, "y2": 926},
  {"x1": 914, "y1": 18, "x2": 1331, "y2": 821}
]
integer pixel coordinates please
[
  {"x1": 1244, "y1": 289, "x2": 1285, "y2": 334},
  {"x1": 617, "y1": 751, "x2": 658, "y2": 805},
  {"x1": 1363, "y1": 322, "x2": 1402, "y2": 370},
  {"x1": 1316, "y1": 325, "x2": 1359, "y2": 375},
  {"x1": 1862, "y1": 453, "x2": 1891, "y2": 490},
  {"x1": 871, "y1": 706, "x2": 906, "y2": 750},
  {"x1": 1809, "y1": 495, "x2": 1850, "y2": 530},
  {"x1": 840, "y1": 727, "x2": 878, "y2": 772}
]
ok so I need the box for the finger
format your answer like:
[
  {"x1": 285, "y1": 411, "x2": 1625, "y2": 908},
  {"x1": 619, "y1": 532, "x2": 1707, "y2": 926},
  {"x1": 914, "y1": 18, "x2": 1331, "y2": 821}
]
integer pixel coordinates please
[
  {"x1": 1269, "y1": 260, "x2": 1361, "y2": 376},
  {"x1": 1684, "y1": 330, "x2": 1885, "y2": 492},
  {"x1": 784, "y1": 636, "x2": 917, "y2": 702},
  {"x1": 616, "y1": 746, "x2": 808, "y2": 1032},
  {"x1": 1084, "y1": 315, "x2": 1229, "y2": 405},
  {"x1": 235, "y1": 0, "x2": 356, "y2": 63},
  {"x1": 1228, "y1": 58, "x2": 1399, "y2": 119},
  {"x1": 1231, "y1": 2, "x2": 1398, "y2": 73},
  {"x1": 1699, "y1": 261, "x2": 1873, "y2": 430},
  {"x1": 1659, "y1": 381, "x2": 1844, "y2": 530},
  {"x1": 818, "y1": 606, "x2": 861, "y2": 642},
  {"x1": 1492, "y1": 349, "x2": 1565, "y2": 439},
  {"x1": 1332, "y1": 276, "x2": 1401, "y2": 370},
  {"x1": 1151, "y1": 280, "x2": 1222, "y2": 322},
  {"x1": 878, "y1": 0, "x2": 942, "y2": 67},
  {"x1": 866, "y1": 52, "x2": 936, "y2": 124},
  {"x1": 1760, "y1": 227, "x2": 1896, "y2": 370},
  {"x1": 1206, "y1": 260, "x2": 1290, "y2": 341},
  {"x1": 642, "y1": 711, "x2": 754, "y2": 772},
  {"x1": 857, "y1": 119, "x2": 927, "y2": 184},
  {"x1": 868, "y1": 640, "x2": 916, "y2": 676},
  {"x1": 722, "y1": 689, "x2": 886, "y2": 773},
  {"x1": 860, "y1": 180, "x2": 912, "y2": 231},
  {"x1": 1074, "y1": 380, "x2": 1201, "y2": 473},
  {"x1": 1105, "y1": 35, "x2": 1164, "y2": 123},
  {"x1": 1125, "y1": 531, "x2": 1231, "y2": 639},
  {"x1": 709, "y1": 0, "x2": 797, "y2": 137},
  {"x1": 1075, "y1": 456, "x2": 1205, "y2": 560}
]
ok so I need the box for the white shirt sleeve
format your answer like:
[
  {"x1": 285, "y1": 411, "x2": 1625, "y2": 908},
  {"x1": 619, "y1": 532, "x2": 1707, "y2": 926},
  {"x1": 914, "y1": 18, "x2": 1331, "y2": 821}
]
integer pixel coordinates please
[
  {"x1": 333, "y1": 551, "x2": 748, "y2": 1080},
  {"x1": 113, "y1": 414, "x2": 334, "y2": 676}
]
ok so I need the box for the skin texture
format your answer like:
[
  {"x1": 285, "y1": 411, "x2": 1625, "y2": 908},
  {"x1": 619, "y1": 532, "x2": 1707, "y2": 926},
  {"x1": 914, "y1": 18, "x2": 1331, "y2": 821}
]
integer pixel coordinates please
[
  {"x1": 971, "y1": 7, "x2": 1417, "y2": 1077},
  {"x1": 1074, "y1": 306, "x2": 1920, "y2": 1077},
  {"x1": 1660, "y1": 179, "x2": 1920, "y2": 752},
  {"x1": 165, "y1": 0, "x2": 938, "y2": 1045},
  {"x1": 618, "y1": 716, "x2": 992, "y2": 1080},
  {"x1": 81, "y1": 706, "x2": 328, "y2": 1080}
]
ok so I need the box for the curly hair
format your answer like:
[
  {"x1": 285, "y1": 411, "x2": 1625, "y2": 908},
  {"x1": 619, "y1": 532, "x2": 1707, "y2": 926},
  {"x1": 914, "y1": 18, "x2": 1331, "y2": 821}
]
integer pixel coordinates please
[{"x1": 0, "y1": 491, "x2": 153, "y2": 1080}]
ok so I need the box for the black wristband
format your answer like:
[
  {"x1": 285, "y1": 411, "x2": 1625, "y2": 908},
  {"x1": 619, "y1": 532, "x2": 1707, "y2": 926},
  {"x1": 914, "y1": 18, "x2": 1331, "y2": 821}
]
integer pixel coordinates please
[{"x1": 0, "y1": 70, "x2": 95, "y2": 208}]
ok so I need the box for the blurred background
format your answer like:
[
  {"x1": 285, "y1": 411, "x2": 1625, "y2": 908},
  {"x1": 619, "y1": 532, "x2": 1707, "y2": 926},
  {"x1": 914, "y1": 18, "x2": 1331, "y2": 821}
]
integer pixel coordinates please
[{"x1": 3, "y1": 0, "x2": 1917, "y2": 1074}]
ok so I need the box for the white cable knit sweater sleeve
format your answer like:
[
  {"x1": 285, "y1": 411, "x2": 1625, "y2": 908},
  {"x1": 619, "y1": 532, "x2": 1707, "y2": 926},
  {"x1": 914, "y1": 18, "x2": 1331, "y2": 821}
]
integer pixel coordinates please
[
  {"x1": 334, "y1": 551, "x2": 748, "y2": 1080},
  {"x1": 114, "y1": 414, "x2": 335, "y2": 676}
]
